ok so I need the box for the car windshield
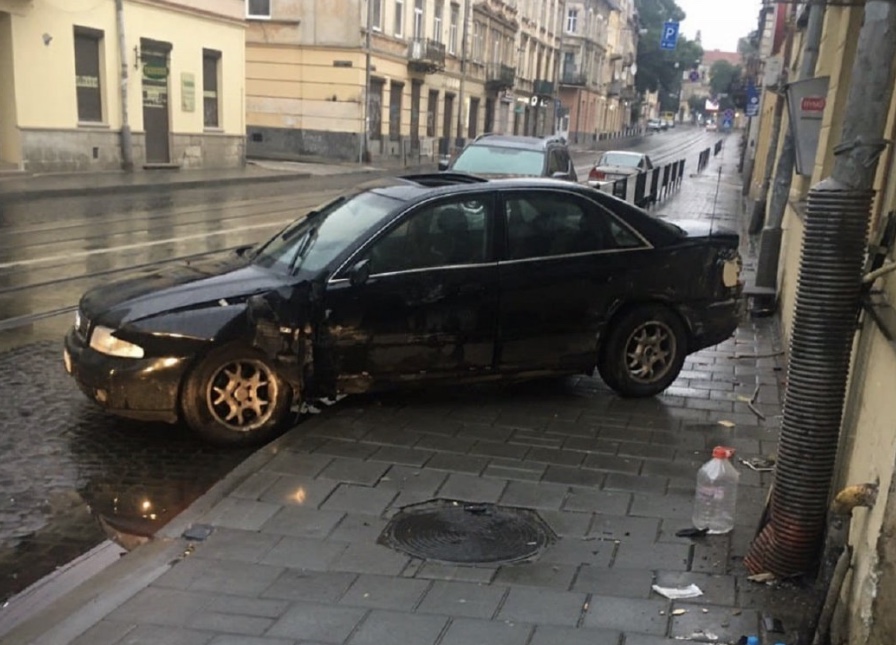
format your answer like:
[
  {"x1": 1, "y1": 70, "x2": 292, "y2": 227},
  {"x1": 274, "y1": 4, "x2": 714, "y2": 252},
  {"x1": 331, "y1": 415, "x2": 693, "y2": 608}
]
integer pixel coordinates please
[
  {"x1": 452, "y1": 145, "x2": 545, "y2": 175},
  {"x1": 251, "y1": 191, "x2": 402, "y2": 275},
  {"x1": 599, "y1": 153, "x2": 641, "y2": 168}
]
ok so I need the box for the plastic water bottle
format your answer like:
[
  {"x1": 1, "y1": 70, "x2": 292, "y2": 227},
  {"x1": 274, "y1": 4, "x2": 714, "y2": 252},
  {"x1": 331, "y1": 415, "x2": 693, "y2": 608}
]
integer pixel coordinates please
[{"x1": 692, "y1": 446, "x2": 740, "y2": 534}]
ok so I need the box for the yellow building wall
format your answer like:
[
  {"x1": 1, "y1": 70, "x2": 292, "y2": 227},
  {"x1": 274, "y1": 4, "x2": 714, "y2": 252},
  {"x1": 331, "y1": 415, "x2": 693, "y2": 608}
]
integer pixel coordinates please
[
  {"x1": 9, "y1": 0, "x2": 244, "y2": 135},
  {"x1": 748, "y1": 89, "x2": 779, "y2": 201},
  {"x1": 0, "y1": 12, "x2": 20, "y2": 165},
  {"x1": 772, "y1": 3, "x2": 896, "y2": 642}
]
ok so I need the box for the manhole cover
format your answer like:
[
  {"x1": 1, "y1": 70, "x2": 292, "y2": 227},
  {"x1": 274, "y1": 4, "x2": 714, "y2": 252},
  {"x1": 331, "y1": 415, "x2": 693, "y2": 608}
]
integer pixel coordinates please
[{"x1": 378, "y1": 499, "x2": 556, "y2": 564}]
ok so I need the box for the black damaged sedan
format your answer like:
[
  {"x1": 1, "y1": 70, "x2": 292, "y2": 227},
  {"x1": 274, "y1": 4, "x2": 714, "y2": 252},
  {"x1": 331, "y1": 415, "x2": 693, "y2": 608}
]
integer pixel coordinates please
[{"x1": 64, "y1": 174, "x2": 743, "y2": 446}]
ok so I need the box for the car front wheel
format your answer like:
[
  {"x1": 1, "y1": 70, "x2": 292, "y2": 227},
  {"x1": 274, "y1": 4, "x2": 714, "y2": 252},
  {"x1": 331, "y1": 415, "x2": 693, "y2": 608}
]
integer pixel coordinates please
[
  {"x1": 182, "y1": 344, "x2": 292, "y2": 446},
  {"x1": 597, "y1": 305, "x2": 687, "y2": 398}
]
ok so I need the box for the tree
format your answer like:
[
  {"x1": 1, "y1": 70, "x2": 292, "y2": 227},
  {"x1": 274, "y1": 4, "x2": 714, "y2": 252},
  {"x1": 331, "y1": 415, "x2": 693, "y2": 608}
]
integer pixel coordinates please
[
  {"x1": 709, "y1": 60, "x2": 746, "y2": 111},
  {"x1": 634, "y1": 0, "x2": 703, "y2": 112},
  {"x1": 688, "y1": 94, "x2": 709, "y2": 118}
]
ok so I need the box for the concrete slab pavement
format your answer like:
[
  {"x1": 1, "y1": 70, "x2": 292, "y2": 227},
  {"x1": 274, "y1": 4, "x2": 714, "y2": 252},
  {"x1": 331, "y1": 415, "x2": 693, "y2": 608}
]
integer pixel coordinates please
[{"x1": 0, "y1": 140, "x2": 812, "y2": 645}]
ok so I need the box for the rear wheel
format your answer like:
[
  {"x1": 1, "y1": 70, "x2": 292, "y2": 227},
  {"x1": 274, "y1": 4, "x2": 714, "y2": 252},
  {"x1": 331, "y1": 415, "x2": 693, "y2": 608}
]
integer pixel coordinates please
[
  {"x1": 597, "y1": 305, "x2": 687, "y2": 398},
  {"x1": 182, "y1": 344, "x2": 292, "y2": 446}
]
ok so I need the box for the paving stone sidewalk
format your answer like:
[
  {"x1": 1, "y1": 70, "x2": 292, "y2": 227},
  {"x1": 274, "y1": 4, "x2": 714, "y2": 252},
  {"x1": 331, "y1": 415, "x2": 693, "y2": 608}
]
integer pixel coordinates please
[{"x1": 3, "y1": 140, "x2": 806, "y2": 645}]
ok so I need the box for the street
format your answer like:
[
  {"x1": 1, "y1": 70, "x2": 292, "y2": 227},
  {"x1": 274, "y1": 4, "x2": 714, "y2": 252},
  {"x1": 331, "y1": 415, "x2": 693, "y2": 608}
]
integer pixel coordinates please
[{"x1": 0, "y1": 126, "x2": 732, "y2": 604}]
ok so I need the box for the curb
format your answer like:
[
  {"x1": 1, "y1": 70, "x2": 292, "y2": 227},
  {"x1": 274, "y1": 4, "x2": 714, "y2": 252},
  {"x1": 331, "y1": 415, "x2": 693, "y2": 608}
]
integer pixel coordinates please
[{"x1": 0, "y1": 171, "x2": 316, "y2": 205}]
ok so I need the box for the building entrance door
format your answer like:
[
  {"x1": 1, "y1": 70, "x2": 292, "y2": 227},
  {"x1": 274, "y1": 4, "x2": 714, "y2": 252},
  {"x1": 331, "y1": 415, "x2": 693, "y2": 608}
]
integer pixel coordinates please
[{"x1": 141, "y1": 39, "x2": 171, "y2": 164}]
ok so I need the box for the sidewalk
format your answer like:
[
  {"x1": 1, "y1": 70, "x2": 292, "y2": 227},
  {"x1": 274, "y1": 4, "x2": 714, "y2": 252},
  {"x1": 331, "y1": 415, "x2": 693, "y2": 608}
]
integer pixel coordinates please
[
  {"x1": 0, "y1": 157, "x2": 436, "y2": 204},
  {"x1": 1, "y1": 142, "x2": 806, "y2": 645}
]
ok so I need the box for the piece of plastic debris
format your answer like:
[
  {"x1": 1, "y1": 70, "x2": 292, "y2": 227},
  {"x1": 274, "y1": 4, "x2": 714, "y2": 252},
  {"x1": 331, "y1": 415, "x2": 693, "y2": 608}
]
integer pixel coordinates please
[
  {"x1": 718, "y1": 420, "x2": 736, "y2": 428},
  {"x1": 747, "y1": 572, "x2": 777, "y2": 583},
  {"x1": 652, "y1": 583, "x2": 704, "y2": 599},
  {"x1": 740, "y1": 457, "x2": 776, "y2": 472},
  {"x1": 672, "y1": 608, "x2": 688, "y2": 616},
  {"x1": 676, "y1": 527, "x2": 709, "y2": 538},
  {"x1": 702, "y1": 608, "x2": 709, "y2": 613}
]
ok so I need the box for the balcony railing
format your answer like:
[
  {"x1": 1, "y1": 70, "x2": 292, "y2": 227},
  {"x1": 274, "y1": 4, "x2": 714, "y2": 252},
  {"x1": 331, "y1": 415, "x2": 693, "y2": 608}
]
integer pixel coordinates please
[
  {"x1": 607, "y1": 80, "x2": 622, "y2": 96},
  {"x1": 560, "y1": 70, "x2": 587, "y2": 86},
  {"x1": 620, "y1": 86, "x2": 639, "y2": 101},
  {"x1": 486, "y1": 64, "x2": 515, "y2": 90},
  {"x1": 407, "y1": 38, "x2": 446, "y2": 73},
  {"x1": 534, "y1": 79, "x2": 555, "y2": 96}
]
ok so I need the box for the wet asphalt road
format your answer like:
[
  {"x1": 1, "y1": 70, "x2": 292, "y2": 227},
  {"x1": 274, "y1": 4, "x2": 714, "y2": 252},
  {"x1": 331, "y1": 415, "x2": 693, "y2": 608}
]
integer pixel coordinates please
[{"x1": 0, "y1": 127, "x2": 725, "y2": 603}]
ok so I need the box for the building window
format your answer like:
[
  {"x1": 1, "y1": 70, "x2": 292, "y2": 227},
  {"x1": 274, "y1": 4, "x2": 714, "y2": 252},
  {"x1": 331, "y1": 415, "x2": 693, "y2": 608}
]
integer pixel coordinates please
[
  {"x1": 566, "y1": 8, "x2": 578, "y2": 33},
  {"x1": 370, "y1": 0, "x2": 382, "y2": 29},
  {"x1": 394, "y1": 0, "x2": 404, "y2": 37},
  {"x1": 468, "y1": 97, "x2": 479, "y2": 138},
  {"x1": 433, "y1": 0, "x2": 443, "y2": 43},
  {"x1": 203, "y1": 49, "x2": 221, "y2": 128},
  {"x1": 472, "y1": 21, "x2": 484, "y2": 61},
  {"x1": 246, "y1": 0, "x2": 271, "y2": 19},
  {"x1": 427, "y1": 90, "x2": 438, "y2": 137},
  {"x1": 74, "y1": 27, "x2": 103, "y2": 123},
  {"x1": 413, "y1": 0, "x2": 424, "y2": 39},
  {"x1": 389, "y1": 82, "x2": 403, "y2": 141},
  {"x1": 449, "y1": 3, "x2": 459, "y2": 54}
]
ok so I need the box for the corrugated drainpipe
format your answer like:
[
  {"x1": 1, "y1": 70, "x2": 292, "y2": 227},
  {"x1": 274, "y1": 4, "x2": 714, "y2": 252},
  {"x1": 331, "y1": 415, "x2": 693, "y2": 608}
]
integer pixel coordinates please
[
  {"x1": 114, "y1": 0, "x2": 134, "y2": 172},
  {"x1": 745, "y1": 0, "x2": 896, "y2": 578},
  {"x1": 753, "y1": 1, "x2": 827, "y2": 285}
]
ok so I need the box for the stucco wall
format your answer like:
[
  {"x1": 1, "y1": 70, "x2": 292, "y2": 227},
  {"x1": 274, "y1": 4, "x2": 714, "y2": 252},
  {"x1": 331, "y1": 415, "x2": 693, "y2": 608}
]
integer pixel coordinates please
[
  {"x1": 8, "y1": 0, "x2": 245, "y2": 170},
  {"x1": 0, "y1": 12, "x2": 20, "y2": 166}
]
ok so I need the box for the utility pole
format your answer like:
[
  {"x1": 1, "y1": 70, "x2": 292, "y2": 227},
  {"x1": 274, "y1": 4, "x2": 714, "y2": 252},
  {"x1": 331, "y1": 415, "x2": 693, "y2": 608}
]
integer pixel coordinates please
[
  {"x1": 456, "y1": 0, "x2": 471, "y2": 151},
  {"x1": 359, "y1": 0, "x2": 374, "y2": 164},
  {"x1": 114, "y1": 0, "x2": 134, "y2": 172},
  {"x1": 753, "y1": 1, "x2": 826, "y2": 287}
]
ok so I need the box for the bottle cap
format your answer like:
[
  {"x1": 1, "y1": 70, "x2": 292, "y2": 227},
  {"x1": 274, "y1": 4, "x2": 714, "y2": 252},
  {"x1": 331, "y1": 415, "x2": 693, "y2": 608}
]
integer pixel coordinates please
[
  {"x1": 712, "y1": 446, "x2": 736, "y2": 459},
  {"x1": 746, "y1": 637, "x2": 759, "y2": 645}
]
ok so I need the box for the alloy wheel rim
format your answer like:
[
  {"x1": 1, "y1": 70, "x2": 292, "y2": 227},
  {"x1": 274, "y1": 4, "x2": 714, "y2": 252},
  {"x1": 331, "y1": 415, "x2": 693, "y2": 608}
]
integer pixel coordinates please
[
  {"x1": 624, "y1": 320, "x2": 676, "y2": 384},
  {"x1": 206, "y1": 359, "x2": 278, "y2": 432}
]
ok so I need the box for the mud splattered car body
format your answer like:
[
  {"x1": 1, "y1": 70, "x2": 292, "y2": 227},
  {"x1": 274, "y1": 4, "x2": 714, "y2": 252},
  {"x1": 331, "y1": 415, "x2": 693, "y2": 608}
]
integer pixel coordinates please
[{"x1": 64, "y1": 174, "x2": 742, "y2": 445}]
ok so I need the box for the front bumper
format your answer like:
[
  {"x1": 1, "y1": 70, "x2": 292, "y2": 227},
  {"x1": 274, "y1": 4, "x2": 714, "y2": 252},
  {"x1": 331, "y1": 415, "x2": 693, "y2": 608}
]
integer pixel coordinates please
[{"x1": 63, "y1": 328, "x2": 191, "y2": 423}]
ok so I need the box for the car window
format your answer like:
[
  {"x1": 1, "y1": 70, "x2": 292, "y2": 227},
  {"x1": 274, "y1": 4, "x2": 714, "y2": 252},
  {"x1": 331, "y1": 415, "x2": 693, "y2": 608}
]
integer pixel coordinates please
[
  {"x1": 547, "y1": 149, "x2": 564, "y2": 175},
  {"x1": 599, "y1": 152, "x2": 641, "y2": 168},
  {"x1": 366, "y1": 196, "x2": 493, "y2": 274},
  {"x1": 452, "y1": 145, "x2": 545, "y2": 176},
  {"x1": 252, "y1": 191, "x2": 401, "y2": 275},
  {"x1": 504, "y1": 192, "x2": 619, "y2": 259}
]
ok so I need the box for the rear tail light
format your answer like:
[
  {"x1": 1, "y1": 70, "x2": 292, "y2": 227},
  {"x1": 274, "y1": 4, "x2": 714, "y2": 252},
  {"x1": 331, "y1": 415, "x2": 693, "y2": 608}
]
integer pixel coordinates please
[
  {"x1": 719, "y1": 249, "x2": 743, "y2": 289},
  {"x1": 589, "y1": 168, "x2": 606, "y2": 181}
]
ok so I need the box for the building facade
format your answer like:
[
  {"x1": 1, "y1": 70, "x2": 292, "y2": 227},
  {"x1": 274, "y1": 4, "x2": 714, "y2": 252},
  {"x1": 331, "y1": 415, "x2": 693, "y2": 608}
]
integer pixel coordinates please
[
  {"x1": 751, "y1": 1, "x2": 896, "y2": 642},
  {"x1": 0, "y1": 0, "x2": 246, "y2": 173},
  {"x1": 245, "y1": 0, "x2": 564, "y2": 163}
]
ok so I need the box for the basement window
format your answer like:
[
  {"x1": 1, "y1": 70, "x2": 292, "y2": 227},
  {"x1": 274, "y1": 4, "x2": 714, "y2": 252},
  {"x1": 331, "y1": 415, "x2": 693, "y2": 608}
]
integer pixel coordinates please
[{"x1": 246, "y1": 0, "x2": 271, "y2": 19}]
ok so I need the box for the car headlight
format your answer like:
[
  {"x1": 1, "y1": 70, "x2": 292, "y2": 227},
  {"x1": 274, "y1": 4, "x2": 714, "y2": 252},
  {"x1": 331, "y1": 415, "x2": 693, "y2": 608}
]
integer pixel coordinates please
[{"x1": 89, "y1": 326, "x2": 145, "y2": 358}]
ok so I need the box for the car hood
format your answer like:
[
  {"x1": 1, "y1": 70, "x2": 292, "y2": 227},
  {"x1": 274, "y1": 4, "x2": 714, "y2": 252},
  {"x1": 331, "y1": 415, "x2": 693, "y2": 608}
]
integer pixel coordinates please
[{"x1": 80, "y1": 254, "x2": 293, "y2": 328}]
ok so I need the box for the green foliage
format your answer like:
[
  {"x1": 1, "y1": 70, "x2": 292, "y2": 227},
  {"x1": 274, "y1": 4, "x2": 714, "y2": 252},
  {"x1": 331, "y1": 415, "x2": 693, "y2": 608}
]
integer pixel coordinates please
[
  {"x1": 709, "y1": 60, "x2": 748, "y2": 111},
  {"x1": 634, "y1": 0, "x2": 703, "y2": 110}
]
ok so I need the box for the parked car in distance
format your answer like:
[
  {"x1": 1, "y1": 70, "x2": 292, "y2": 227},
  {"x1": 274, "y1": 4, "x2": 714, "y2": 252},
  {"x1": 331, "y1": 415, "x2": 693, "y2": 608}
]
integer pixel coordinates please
[
  {"x1": 706, "y1": 120, "x2": 718, "y2": 132},
  {"x1": 64, "y1": 174, "x2": 743, "y2": 447},
  {"x1": 647, "y1": 118, "x2": 664, "y2": 132},
  {"x1": 587, "y1": 150, "x2": 654, "y2": 188},
  {"x1": 440, "y1": 134, "x2": 577, "y2": 182}
]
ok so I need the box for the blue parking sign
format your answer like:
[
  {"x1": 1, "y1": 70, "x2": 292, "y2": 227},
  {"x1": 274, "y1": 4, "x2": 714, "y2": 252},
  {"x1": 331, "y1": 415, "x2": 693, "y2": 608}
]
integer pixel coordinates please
[{"x1": 660, "y1": 21, "x2": 680, "y2": 50}]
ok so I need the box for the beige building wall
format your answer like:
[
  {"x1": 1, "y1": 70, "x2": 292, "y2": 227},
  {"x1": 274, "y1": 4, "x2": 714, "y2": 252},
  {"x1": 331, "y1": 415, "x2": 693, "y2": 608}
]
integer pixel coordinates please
[
  {"x1": 769, "y1": 3, "x2": 896, "y2": 642},
  {"x1": 0, "y1": 11, "x2": 20, "y2": 167},
  {"x1": 0, "y1": 0, "x2": 245, "y2": 171}
]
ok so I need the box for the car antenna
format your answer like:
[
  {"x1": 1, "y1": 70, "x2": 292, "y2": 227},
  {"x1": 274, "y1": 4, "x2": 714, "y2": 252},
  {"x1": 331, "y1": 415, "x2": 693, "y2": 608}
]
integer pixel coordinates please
[{"x1": 709, "y1": 163, "x2": 723, "y2": 236}]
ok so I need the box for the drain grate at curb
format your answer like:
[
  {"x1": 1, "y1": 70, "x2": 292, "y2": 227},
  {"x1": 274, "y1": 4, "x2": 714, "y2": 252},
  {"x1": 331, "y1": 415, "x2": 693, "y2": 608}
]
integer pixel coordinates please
[{"x1": 378, "y1": 499, "x2": 557, "y2": 565}]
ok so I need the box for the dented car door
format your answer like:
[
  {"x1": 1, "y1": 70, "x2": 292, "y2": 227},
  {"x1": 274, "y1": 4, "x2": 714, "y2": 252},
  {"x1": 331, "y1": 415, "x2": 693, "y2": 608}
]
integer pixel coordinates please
[{"x1": 320, "y1": 193, "x2": 500, "y2": 392}]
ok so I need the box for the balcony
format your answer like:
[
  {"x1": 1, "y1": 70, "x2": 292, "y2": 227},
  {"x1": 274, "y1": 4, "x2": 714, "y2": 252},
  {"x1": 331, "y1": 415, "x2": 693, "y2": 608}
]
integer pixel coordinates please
[
  {"x1": 407, "y1": 38, "x2": 446, "y2": 73},
  {"x1": 534, "y1": 79, "x2": 554, "y2": 96},
  {"x1": 621, "y1": 86, "x2": 639, "y2": 101},
  {"x1": 486, "y1": 64, "x2": 515, "y2": 90},
  {"x1": 560, "y1": 70, "x2": 587, "y2": 86},
  {"x1": 607, "y1": 80, "x2": 622, "y2": 96}
]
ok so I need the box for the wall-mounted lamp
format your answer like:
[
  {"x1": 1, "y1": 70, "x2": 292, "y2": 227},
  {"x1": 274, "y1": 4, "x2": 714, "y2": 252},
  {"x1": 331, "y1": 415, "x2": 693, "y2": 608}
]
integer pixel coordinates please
[{"x1": 42, "y1": 33, "x2": 52, "y2": 45}]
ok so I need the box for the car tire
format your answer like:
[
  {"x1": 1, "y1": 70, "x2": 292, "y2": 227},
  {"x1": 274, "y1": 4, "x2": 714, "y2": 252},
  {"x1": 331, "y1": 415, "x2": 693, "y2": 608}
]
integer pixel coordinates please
[
  {"x1": 597, "y1": 304, "x2": 687, "y2": 398},
  {"x1": 182, "y1": 343, "x2": 292, "y2": 447}
]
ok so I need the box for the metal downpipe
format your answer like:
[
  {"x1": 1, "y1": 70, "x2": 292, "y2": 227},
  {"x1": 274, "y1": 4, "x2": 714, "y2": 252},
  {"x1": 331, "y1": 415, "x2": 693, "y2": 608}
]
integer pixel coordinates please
[{"x1": 744, "y1": 179, "x2": 871, "y2": 577}]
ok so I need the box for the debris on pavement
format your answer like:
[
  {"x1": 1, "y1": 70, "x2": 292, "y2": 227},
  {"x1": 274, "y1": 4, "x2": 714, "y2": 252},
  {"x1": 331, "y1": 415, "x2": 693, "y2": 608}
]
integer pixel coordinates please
[
  {"x1": 672, "y1": 608, "x2": 689, "y2": 616},
  {"x1": 652, "y1": 583, "x2": 704, "y2": 599},
  {"x1": 747, "y1": 572, "x2": 777, "y2": 583},
  {"x1": 740, "y1": 457, "x2": 776, "y2": 472},
  {"x1": 718, "y1": 420, "x2": 736, "y2": 428},
  {"x1": 675, "y1": 631, "x2": 719, "y2": 642}
]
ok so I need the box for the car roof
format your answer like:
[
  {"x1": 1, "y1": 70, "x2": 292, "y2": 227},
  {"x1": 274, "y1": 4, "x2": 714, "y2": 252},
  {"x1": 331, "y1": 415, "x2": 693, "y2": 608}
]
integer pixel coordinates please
[
  {"x1": 600, "y1": 150, "x2": 645, "y2": 158},
  {"x1": 466, "y1": 133, "x2": 565, "y2": 151}
]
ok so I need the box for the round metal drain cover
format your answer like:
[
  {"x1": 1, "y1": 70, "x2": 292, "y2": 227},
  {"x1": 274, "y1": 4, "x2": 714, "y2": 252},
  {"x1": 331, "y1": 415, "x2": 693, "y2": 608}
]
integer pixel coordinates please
[{"x1": 378, "y1": 499, "x2": 556, "y2": 564}]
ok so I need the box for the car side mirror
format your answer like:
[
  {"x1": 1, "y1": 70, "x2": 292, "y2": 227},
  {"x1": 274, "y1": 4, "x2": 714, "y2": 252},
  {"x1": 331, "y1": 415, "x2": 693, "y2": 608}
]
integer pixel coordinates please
[
  {"x1": 438, "y1": 159, "x2": 450, "y2": 171},
  {"x1": 349, "y1": 259, "x2": 371, "y2": 286}
]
